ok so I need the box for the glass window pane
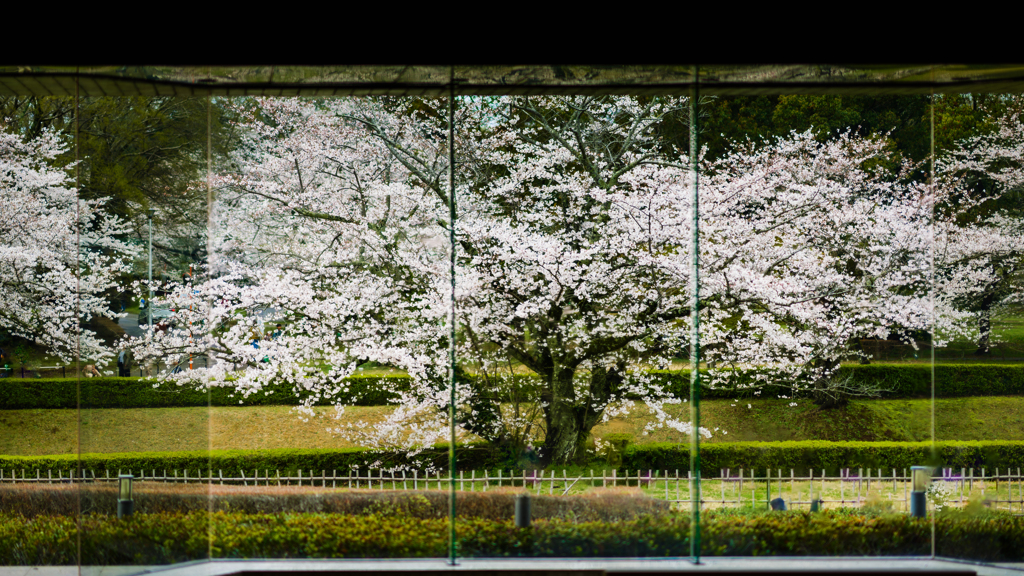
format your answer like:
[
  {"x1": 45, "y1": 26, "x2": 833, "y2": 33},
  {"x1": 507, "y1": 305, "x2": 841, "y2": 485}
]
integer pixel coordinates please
[
  {"x1": 4, "y1": 67, "x2": 1022, "y2": 573},
  {"x1": 0, "y1": 93, "x2": 84, "y2": 569},
  {"x1": 933, "y1": 92, "x2": 1024, "y2": 564}
]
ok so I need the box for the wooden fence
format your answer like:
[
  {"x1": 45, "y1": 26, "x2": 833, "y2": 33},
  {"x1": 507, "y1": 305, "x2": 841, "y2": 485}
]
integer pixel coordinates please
[{"x1": 3, "y1": 466, "x2": 1023, "y2": 513}]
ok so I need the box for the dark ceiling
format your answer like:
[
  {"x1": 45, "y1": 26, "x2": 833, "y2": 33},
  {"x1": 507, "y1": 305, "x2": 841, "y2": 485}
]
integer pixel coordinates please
[{"x1": 3, "y1": 65, "x2": 1024, "y2": 96}]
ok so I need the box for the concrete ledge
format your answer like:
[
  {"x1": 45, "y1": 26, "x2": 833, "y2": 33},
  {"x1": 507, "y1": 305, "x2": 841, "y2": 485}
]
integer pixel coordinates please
[{"x1": 8, "y1": 557, "x2": 1004, "y2": 576}]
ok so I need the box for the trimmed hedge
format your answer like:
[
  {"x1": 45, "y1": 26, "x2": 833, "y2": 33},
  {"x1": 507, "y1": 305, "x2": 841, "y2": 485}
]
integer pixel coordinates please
[
  {"x1": 0, "y1": 374, "x2": 403, "y2": 409},
  {"x1": 0, "y1": 444, "x2": 504, "y2": 477},
  {"x1": 1, "y1": 511, "x2": 1022, "y2": 563},
  {"x1": 2, "y1": 441, "x2": 1022, "y2": 478},
  {"x1": 644, "y1": 364, "x2": 1024, "y2": 400},
  {"x1": 624, "y1": 440, "x2": 1024, "y2": 476},
  {"x1": 3, "y1": 364, "x2": 1023, "y2": 410}
]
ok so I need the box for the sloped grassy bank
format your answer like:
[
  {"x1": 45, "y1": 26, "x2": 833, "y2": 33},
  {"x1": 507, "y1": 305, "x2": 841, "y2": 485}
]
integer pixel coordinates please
[{"x1": 4, "y1": 396, "x2": 1024, "y2": 457}]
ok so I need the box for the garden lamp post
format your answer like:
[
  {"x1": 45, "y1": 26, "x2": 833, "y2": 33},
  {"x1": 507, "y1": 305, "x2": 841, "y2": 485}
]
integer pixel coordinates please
[
  {"x1": 118, "y1": 474, "x2": 134, "y2": 518},
  {"x1": 910, "y1": 466, "x2": 930, "y2": 518}
]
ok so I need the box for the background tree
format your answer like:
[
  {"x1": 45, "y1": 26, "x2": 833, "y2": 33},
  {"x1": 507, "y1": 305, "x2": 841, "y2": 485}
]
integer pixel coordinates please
[
  {"x1": 937, "y1": 95, "x2": 1024, "y2": 354},
  {"x1": 0, "y1": 96, "x2": 234, "y2": 278},
  {"x1": 0, "y1": 122, "x2": 136, "y2": 365}
]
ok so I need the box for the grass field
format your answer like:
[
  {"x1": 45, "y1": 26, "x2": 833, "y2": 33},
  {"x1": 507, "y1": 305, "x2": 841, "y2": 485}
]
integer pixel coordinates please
[{"x1": 3, "y1": 396, "x2": 1023, "y2": 457}]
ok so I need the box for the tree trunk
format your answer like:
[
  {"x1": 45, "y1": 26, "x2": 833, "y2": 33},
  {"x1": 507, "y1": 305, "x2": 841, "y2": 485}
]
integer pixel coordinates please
[
  {"x1": 810, "y1": 359, "x2": 849, "y2": 409},
  {"x1": 540, "y1": 365, "x2": 619, "y2": 465},
  {"x1": 975, "y1": 294, "x2": 994, "y2": 356}
]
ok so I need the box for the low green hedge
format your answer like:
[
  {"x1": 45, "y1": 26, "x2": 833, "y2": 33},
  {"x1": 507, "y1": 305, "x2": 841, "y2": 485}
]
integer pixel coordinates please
[
  {"x1": 2, "y1": 441, "x2": 1022, "y2": 479},
  {"x1": 3, "y1": 364, "x2": 1023, "y2": 410},
  {"x1": 1, "y1": 511, "x2": 1021, "y2": 563},
  {"x1": 0, "y1": 444, "x2": 503, "y2": 478},
  {"x1": 644, "y1": 364, "x2": 1024, "y2": 400},
  {"x1": 624, "y1": 440, "x2": 1024, "y2": 475},
  {"x1": 0, "y1": 374, "x2": 403, "y2": 409}
]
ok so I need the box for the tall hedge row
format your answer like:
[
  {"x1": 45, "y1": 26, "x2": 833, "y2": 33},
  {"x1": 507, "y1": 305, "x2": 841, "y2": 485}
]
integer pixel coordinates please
[
  {"x1": 623, "y1": 440, "x2": 1024, "y2": 475},
  {"x1": 2, "y1": 441, "x2": 1022, "y2": 478}
]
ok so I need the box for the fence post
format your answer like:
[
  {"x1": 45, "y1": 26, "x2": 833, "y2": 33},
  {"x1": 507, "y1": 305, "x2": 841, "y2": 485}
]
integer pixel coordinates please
[{"x1": 903, "y1": 468, "x2": 907, "y2": 511}]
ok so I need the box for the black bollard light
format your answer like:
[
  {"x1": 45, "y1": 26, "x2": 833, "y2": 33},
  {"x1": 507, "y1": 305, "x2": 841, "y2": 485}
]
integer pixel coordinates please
[
  {"x1": 514, "y1": 493, "x2": 531, "y2": 527},
  {"x1": 118, "y1": 474, "x2": 134, "y2": 518},
  {"x1": 910, "y1": 466, "x2": 930, "y2": 518},
  {"x1": 810, "y1": 498, "x2": 822, "y2": 512},
  {"x1": 770, "y1": 497, "x2": 787, "y2": 511}
]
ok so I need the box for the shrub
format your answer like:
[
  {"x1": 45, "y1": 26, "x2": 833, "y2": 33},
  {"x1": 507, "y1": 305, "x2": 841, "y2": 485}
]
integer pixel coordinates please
[
  {"x1": 0, "y1": 444, "x2": 504, "y2": 479},
  {"x1": 1, "y1": 510, "x2": 1021, "y2": 563},
  {"x1": 0, "y1": 483, "x2": 668, "y2": 521},
  {"x1": 642, "y1": 364, "x2": 1024, "y2": 400},
  {"x1": 3, "y1": 440, "x2": 1020, "y2": 484},
  {"x1": 0, "y1": 374, "x2": 406, "y2": 409},
  {"x1": 623, "y1": 440, "x2": 1024, "y2": 475},
  {"x1": 3, "y1": 364, "x2": 1022, "y2": 410}
]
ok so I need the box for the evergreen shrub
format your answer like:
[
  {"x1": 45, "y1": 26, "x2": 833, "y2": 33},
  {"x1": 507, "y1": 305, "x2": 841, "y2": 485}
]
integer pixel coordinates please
[
  {"x1": 624, "y1": 440, "x2": 1024, "y2": 475},
  {"x1": 3, "y1": 364, "x2": 1022, "y2": 410},
  {"x1": 1, "y1": 510, "x2": 1021, "y2": 563}
]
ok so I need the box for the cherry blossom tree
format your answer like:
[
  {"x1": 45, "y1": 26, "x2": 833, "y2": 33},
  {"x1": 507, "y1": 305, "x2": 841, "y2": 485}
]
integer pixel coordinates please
[
  {"x1": 127, "y1": 96, "x2": 707, "y2": 465},
  {"x1": 126, "y1": 95, "x2": 1014, "y2": 463},
  {"x1": 0, "y1": 124, "x2": 136, "y2": 366},
  {"x1": 695, "y1": 130, "x2": 958, "y2": 407},
  {"x1": 936, "y1": 96, "x2": 1024, "y2": 354}
]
